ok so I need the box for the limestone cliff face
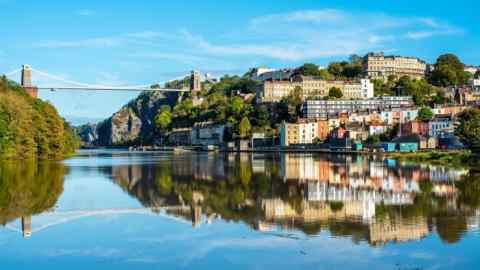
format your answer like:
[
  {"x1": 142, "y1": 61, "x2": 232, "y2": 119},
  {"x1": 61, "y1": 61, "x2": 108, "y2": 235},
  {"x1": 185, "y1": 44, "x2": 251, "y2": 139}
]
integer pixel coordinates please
[{"x1": 78, "y1": 91, "x2": 179, "y2": 146}]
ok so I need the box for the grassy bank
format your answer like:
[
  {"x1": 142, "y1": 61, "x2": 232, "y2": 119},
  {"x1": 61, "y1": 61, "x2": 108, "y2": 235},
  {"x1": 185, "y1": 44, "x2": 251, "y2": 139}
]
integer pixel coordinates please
[{"x1": 386, "y1": 150, "x2": 472, "y2": 168}]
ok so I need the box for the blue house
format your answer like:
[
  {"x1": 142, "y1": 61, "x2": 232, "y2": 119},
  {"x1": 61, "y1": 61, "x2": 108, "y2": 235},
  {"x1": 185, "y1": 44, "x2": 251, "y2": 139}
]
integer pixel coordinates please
[{"x1": 382, "y1": 143, "x2": 396, "y2": 152}]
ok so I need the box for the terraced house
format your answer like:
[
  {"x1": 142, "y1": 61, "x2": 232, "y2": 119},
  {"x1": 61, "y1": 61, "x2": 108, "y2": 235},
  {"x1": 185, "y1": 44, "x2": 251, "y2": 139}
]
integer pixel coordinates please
[
  {"x1": 363, "y1": 52, "x2": 427, "y2": 80},
  {"x1": 257, "y1": 75, "x2": 374, "y2": 103}
]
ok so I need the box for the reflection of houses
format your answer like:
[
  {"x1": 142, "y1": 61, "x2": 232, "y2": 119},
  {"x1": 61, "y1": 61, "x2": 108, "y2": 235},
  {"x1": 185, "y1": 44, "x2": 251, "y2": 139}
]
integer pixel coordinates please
[
  {"x1": 368, "y1": 216, "x2": 429, "y2": 245},
  {"x1": 279, "y1": 155, "x2": 464, "y2": 196},
  {"x1": 281, "y1": 154, "x2": 320, "y2": 181},
  {"x1": 262, "y1": 198, "x2": 373, "y2": 223},
  {"x1": 261, "y1": 198, "x2": 429, "y2": 244},
  {"x1": 306, "y1": 182, "x2": 414, "y2": 206},
  {"x1": 191, "y1": 122, "x2": 225, "y2": 146}
]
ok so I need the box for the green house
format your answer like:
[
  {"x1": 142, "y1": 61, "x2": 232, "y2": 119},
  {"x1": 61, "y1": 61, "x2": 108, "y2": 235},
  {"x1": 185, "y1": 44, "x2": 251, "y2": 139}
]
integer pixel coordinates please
[
  {"x1": 352, "y1": 143, "x2": 363, "y2": 151},
  {"x1": 398, "y1": 143, "x2": 418, "y2": 152}
]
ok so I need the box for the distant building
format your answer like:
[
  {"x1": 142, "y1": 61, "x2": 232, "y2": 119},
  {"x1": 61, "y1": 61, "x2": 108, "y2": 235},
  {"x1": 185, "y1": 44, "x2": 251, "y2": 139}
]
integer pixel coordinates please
[
  {"x1": 280, "y1": 120, "x2": 326, "y2": 146},
  {"x1": 380, "y1": 108, "x2": 419, "y2": 125},
  {"x1": 191, "y1": 122, "x2": 225, "y2": 146},
  {"x1": 250, "y1": 67, "x2": 294, "y2": 81},
  {"x1": 302, "y1": 96, "x2": 414, "y2": 119},
  {"x1": 469, "y1": 78, "x2": 480, "y2": 91},
  {"x1": 393, "y1": 134, "x2": 438, "y2": 150},
  {"x1": 402, "y1": 120, "x2": 429, "y2": 137},
  {"x1": 257, "y1": 75, "x2": 374, "y2": 103},
  {"x1": 369, "y1": 123, "x2": 388, "y2": 136},
  {"x1": 169, "y1": 128, "x2": 192, "y2": 146},
  {"x1": 428, "y1": 114, "x2": 454, "y2": 137},
  {"x1": 465, "y1": 65, "x2": 480, "y2": 75},
  {"x1": 363, "y1": 52, "x2": 427, "y2": 80}
]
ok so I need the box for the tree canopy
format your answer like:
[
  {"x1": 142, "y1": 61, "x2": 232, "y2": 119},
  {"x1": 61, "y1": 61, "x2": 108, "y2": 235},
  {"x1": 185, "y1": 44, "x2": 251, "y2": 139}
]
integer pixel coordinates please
[
  {"x1": 155, "y1": 105, "x2": 173, "y2": 134},
  {"x1": 0, "y1": 76, "x2": 79, "y2": 159},
  {"x1": 239, "y1": 117, "x2": 252, "y2": 139},
  {"x1": 328, "y1": 87, "x2": 343, "y2": 99},
  {"x1": 429, "y1": 54, "x2": 467, "y2": 87},
  {"x1": 298, "y1": 63, "x2": 322, "y2": 76},
  {"x1": 417, "y1": 107, "x2": 434, "y2": 121},
  {"x1": 327, "y1": 55, "x2": 363, "y2": 80},
  {"x1": 455, "y1": 108, "x2": 480, "y2": 152}
]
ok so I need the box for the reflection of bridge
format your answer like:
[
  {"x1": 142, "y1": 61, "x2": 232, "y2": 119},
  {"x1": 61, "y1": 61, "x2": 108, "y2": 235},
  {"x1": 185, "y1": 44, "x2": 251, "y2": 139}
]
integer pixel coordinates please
[
  {"x1": 4, "y1": 65, "x2": 191, "y2": 98},
  {"x1": 4, "y1": 205, "x2": 202, "y2": 239}
]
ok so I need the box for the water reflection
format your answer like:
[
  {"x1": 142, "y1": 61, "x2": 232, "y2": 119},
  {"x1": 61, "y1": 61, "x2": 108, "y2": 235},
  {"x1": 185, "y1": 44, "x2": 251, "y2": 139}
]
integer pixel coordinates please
[
  {"x1": 0, "y1": 161, "x2": 65, "y2": 238},
  {"x1": 2, "y1": 152, "x2": 480, "y2": 247},
  {"x1": 100, "y1": 153, "x2": 479, "y2": 246}
]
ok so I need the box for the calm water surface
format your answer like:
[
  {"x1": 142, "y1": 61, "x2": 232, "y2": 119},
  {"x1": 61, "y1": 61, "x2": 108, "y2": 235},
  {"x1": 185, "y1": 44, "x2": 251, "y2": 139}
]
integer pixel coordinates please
[{"x1": 1, "y1": 151, "x2": 480, "y2": 269}]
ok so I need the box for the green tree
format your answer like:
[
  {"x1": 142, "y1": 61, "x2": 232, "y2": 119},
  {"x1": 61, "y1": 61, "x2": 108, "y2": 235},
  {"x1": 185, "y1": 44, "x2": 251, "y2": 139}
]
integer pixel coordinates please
[
  {"x1": 318, "y1": 69, "x2": 333, "y2": 80},
  {"x1": 239, "y1": 117, "x2": 251, "y2": 139},
  {"x1": 298, "y1": 63, "x2": 321, "y2": 76},
  {"x1": 328, "y1": 87, "x2": 343, "y2": 99},
  {"x1": 328, "y1": 62, "x2": 347, "y2": 78},
  {"x1": 455, "y1": 109, "x2": 480, "y2": 152},
  {"x1": 429, "y1": 54, "x2": 467, "y2": 87},
  {"x1": 230, "y1": 96, "x2": 245, "y2": 117},
  {"x1": 373, "y1": 79, "x2": 395, "y2": 96},
  {"x1": 475, "y1": 70, "x2": 480, "y2": 79},
  {"x1": 252, "y1": 105, "x2": 270, "y2": 127},
  {"x1": 0, "y1": 79, "x2": 79, "y2": 159},
  {"x1": 154, "y1": 105, "x2": 172, "y2": 134},
  {"x1": 365, "y1": 134, "x2": 381, "y2": 145},
  {"x1": 417, "y1": 107, "x2": 434, "y2": 121}
]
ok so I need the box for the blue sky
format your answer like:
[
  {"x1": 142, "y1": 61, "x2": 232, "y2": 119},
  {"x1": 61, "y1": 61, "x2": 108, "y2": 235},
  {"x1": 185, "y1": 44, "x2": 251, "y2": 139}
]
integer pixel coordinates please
[{"x1": 0, "y1": 0, "x2": 478, "y2": 124}]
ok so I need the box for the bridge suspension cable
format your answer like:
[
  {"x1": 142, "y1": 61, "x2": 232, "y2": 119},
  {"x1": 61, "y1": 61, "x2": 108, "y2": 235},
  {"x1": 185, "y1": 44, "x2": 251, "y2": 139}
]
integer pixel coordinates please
[
  {"x1": 29, "y1": 67, "x2": 189, "y2": 90},
  {"x1": 3, "y1": 68, "x2": 22, "y2": 77}
]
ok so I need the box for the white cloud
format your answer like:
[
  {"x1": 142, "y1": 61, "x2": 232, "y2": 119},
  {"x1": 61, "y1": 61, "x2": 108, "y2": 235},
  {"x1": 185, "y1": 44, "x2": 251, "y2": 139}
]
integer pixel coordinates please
[
  {"x1": 405, "y1": 31, "x2": 435, "y2": 40},
  {"x1": 77, "y1": 9, "x2": 94, "y2": 16},
  {"x1": 32, "y1": 9, "x2": 463, "y2": 66},
  {"x1": 181, "y1": 9, "x2": 463, "y2": 61},
  {"x1": 131, "y1": 52, "x2": 207, "y2": 65},
  {"x1": 34, "y1": 31, "x2": 169, "y2": 49},
  {"x1": 35, "y1": 37, "x2": 121, "y2": 49},
  {"x1": 126, "y1": 31, "x2": 167, "y2": 39}
]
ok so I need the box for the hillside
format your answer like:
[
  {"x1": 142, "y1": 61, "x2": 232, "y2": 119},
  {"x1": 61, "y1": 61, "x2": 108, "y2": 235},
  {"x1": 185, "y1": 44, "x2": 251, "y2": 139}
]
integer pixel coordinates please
[
  {"x1": 0, "y1": 76, "x2": 79, "y2": 159},
  {"x1": 77, "y1": 91, "x2": 180, "y2": 146}
]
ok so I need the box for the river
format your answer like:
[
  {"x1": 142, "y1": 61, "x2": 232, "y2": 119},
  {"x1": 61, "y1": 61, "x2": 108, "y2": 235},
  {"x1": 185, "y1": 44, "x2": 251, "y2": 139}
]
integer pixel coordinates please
[{"x1": 1, "y1": 150, "x2": 479, "y2": 269}]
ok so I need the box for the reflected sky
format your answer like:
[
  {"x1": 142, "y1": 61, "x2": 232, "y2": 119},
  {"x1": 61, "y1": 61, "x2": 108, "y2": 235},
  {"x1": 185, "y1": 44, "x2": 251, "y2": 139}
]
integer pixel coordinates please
[{"x1": 1, "y1": 151, "x2": 479, "y2": 270}]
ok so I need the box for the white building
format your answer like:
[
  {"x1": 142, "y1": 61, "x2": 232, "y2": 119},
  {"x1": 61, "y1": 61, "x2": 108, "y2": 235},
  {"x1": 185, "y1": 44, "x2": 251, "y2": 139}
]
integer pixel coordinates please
[
  {"x1": 469, "y1": 78, "x2": 480, "y2": 91},
  {"x1": 303, "y1": 96, "x2": 414, "y2": 119},
  {"x1": 369, "y1": 124, "x2": 388, "y2": 136},
  {"x1": 465, "y1": 65, "x2": 479, "y2": 75}
]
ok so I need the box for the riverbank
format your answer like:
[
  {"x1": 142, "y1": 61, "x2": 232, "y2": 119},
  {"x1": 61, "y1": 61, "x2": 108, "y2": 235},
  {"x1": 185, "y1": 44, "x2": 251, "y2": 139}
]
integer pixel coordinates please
[
  {"x1": 385, "y1": 150, "x2": 472, "y2": 168},
  {"x1": 80, "y1": 145, "x2": 475, "y2": 169}
]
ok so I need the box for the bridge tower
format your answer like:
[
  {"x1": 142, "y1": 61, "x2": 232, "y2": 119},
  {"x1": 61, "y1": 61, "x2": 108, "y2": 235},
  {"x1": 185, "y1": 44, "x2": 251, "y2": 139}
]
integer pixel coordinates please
[
  {"x1": 190, "y1": 70, "x2": 201, "y2": 95},
  {"x1": 21, "y1": 65, "x2": 38, "y2": 98},
  {"x1": 22, "y1": 216, "x2": 32, "y2": 239}
]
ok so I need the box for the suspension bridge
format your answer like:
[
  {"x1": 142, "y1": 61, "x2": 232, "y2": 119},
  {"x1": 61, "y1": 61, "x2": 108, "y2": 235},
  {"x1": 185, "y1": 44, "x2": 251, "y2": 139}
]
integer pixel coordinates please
[
  {"x1": 2, "y1": 65, "x2": 193, "y2": 98},
  {"x1": 3, "y1": 205, "x2": 203, "y2": 239}
]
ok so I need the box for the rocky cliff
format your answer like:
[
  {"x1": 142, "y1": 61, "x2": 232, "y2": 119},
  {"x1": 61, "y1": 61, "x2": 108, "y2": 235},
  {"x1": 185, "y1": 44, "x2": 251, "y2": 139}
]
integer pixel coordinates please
[{"x1": 78, "y1": 91, "x2": 180, "y2": 146}]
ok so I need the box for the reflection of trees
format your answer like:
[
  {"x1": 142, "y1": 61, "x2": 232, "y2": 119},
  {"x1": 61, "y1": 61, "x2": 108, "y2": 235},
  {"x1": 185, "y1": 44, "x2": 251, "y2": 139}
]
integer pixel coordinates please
[
  {"x1": 0, "y1": 161, "x2": 65, "y2": 225},
  {"x1": 435, "y1": 215, "x2": 468, "y2": 244},
  {"x1": 456, "y1": 171, "x2": 480, "y2": 209}
]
